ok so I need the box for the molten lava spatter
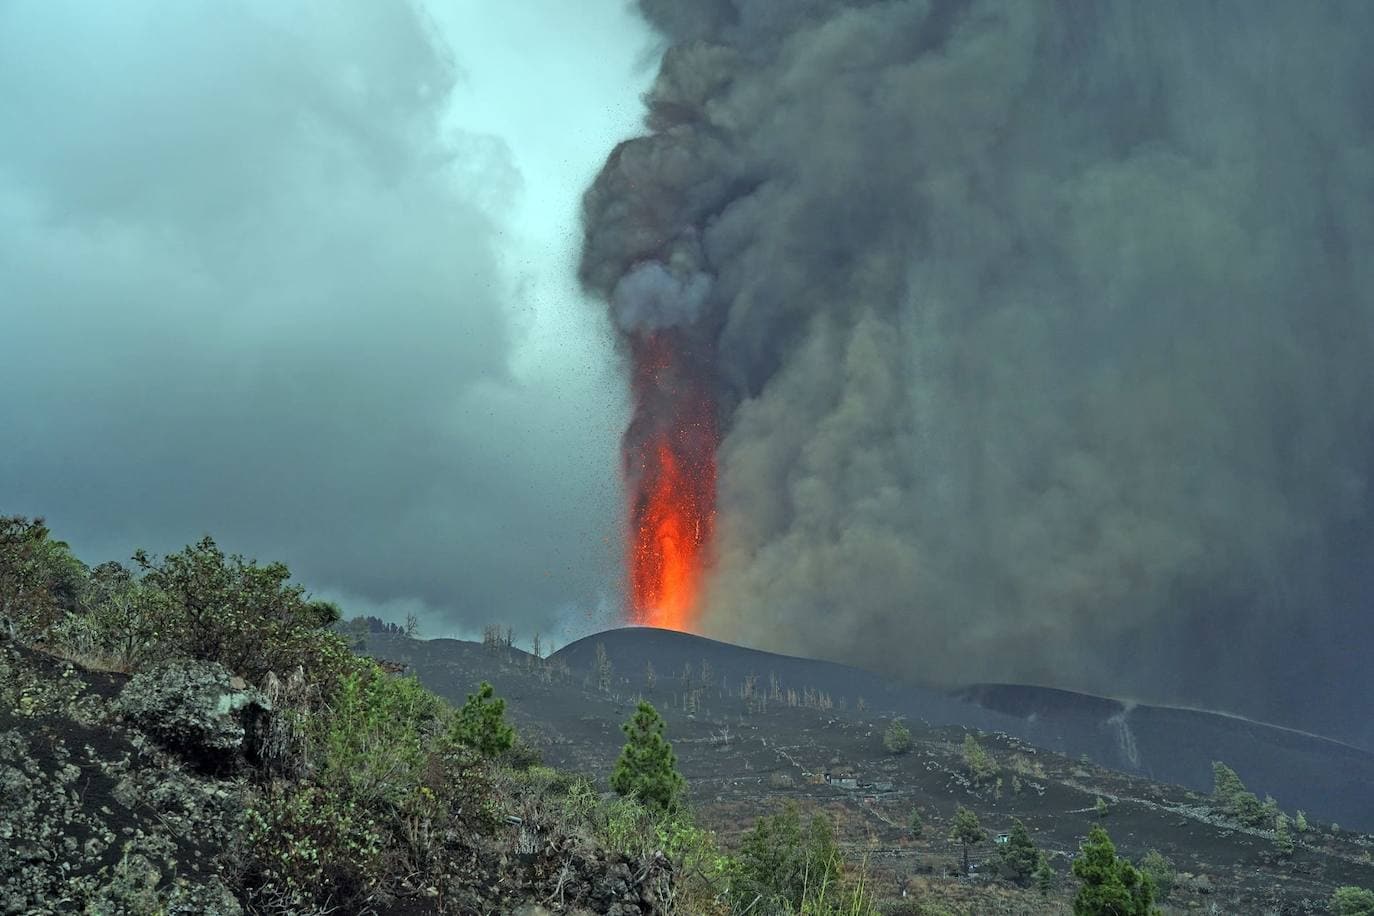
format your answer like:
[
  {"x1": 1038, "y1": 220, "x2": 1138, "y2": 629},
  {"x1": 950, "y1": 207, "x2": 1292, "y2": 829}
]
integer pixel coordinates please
[{"x1": 625, "y1": 333, "x2": 716, "y2": 630}]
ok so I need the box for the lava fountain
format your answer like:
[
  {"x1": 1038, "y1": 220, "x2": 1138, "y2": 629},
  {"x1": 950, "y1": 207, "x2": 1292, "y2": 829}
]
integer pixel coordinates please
[{"x1": 624, "y1": 331, "x2": 716, "y2": 629}]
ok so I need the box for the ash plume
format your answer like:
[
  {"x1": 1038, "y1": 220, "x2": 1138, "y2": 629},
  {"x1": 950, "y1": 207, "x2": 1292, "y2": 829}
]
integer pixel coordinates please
[{"x1": 581, "y1": 0, "x2": 1374, "y2": 742}]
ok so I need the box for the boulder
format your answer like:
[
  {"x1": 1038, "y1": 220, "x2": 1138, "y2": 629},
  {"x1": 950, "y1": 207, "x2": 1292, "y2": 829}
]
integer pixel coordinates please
[{"x1": 115, "y1": 659, "x2": 269, "y2": 772}]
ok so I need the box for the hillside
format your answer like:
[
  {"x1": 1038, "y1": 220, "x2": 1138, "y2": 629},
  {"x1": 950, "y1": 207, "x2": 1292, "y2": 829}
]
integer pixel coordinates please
[
  {"x1": 366, "y1": 627, "x2": 1374, "y2": 915},
  {"x1": 554, "y1": 628, "x2": 1374, "y2": 831}
]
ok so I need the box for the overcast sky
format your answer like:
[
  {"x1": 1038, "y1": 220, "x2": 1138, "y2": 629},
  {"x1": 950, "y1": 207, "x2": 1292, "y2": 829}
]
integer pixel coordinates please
[{"x1": 0, "y1": 1, "x2": 657, "y2": 643}]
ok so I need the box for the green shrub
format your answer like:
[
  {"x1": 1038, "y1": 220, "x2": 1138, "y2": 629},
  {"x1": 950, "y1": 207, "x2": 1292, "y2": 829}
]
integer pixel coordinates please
[
  {"x1": 133, "y1": 537, "x2": 341, "y2": 680},
  {"x1": 1137, "y1": 849, "x2": 1174, "y2": 899},
  {"x1": 315, "y1": 659, "x2": 444, "y2": 807},
  {"x1": 962, "y1": 734, "x2": 997, "y2": 786},
  {"x1": 238, "y1": 782, "x2": 385, "y2": 911},
  {"x1": 729, "y1": 804, "x2": 843, "y2": 914},
  {"x1": 883, "y1": 719, "x2": 912, "y2": 755},
  {"x1": 1331, "y1": 886, "x2": 1374, "y2": 916}
]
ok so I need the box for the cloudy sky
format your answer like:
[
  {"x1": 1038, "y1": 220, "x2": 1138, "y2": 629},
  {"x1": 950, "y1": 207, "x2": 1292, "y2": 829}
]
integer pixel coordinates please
[{"x1": 0, "y1": 1, "x2": 657, "y2": 643}]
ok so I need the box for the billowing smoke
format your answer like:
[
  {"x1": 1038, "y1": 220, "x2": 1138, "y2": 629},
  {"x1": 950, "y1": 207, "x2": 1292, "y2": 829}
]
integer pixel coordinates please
[{"x1": 582, "y1": 0, "x2": 1374, "y2": 742}]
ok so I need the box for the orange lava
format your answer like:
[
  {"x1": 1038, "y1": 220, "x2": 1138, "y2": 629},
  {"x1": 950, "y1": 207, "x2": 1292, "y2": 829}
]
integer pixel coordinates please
[{"x1": 626, "y1": 333, "x2": 716, "y2": 630}]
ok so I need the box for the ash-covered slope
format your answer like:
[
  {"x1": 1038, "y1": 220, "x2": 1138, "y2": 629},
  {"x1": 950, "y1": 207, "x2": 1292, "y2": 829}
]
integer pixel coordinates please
[{"x1": 554, "y1": 627, "x2": 1374, "y2": 830}]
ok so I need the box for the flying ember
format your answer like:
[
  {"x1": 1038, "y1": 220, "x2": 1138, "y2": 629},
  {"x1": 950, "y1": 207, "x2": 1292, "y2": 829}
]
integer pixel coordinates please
[{"x1": 625, "y1": 332, "x2": 716, "y2": 630}]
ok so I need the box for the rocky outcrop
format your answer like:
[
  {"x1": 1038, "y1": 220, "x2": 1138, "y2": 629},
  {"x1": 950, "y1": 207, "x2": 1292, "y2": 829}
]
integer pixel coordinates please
[{"x1": 114, "y1": 659, "x2": 270, "y2": 774}]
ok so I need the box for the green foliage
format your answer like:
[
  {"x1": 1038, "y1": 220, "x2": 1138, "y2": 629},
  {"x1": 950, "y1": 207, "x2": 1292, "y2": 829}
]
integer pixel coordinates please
[
  {"x1": 997, "y1": 818, "x2": 1040, "y2": 885},
  {"x1": 1274, "y1": 812, "x2": 1295, "y2": 856},
  {"x1": 1295, "y1": 810, "x2": 1310, "y2": 832},
  {"x1": 962, "y1": 733, "x2": 997, "y2": 786},
  {"x1": 1210, "y1": 760, "x2": 1270, "y2": 828},
  {"x1": 883, "y1": 719, "x2": 913, "y2": 755},
  {"x1": 1035, "y1": 856, "x2": 1055, "y2": 895},
  {"x1": 316, "y1": 660, "x2": 445, "y2": 807},
  {"x1": 610, "y1": 700, "x2": 685, "y2": 814},
  {"x1": 1071, "y1": 826, "x2": 1158, "y2": 916},
  {"x1": 239, "y1": 782, "x2": 385, "y2": 911},
  {"x1": 908, "y1": 809, "x2": 923, "y2": 836},
  {"x1": 729, "y1": 803, "x2": 845, "y2": 914},
  {"x1": 1095, "y1": 796, "x2": 1109, "y2": 818},
  {"x1": 133, "y1": 537, "x2": 338, "y2": 679},
  {"x1": 1137, "y1": 849, "x2": 1174, "y2": 899},
  {"x1": 1331, "y1": 886, "x2": 1374, "y2": 916},
  {"x1": 948, "y1": 805, "x2": 986, "y2": 875},
  {"x1": 448, "y1": 681, "x2": 515, "y2": 758},
  {"x1": 0, "y1": 516, "x2": 70, "y2": 639}
]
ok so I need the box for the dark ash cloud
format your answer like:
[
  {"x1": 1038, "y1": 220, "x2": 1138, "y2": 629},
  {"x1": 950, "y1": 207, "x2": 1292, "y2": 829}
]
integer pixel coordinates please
[
  {"x1": 0, "y1": 2, "x2": 624, "y2": 639},
  {"x1": 582, "y1": 0, "x2": 1374, "y2": 744}
]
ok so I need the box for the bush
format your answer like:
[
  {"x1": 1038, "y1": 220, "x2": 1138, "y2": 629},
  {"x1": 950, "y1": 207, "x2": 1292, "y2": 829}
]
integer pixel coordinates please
[
  {"x1": 1137, "y1": 849, "x2": 1174, "y2": 899},
  {"x1": 133, "y1": 537, "x2": 342, "y2": 680},
  {"x1": 729, "y1": 804, "x2": 844, "y2": 914},
  {"x1": 883, "y1": 719, "x2": 913, "y2": 754},
  {"x1": 962, "y1": 734, "x2": 997, "y2": 786},
  {"x1": 315, "y1": 660, "x2": 445, "y2": 807},
  {"x1": 238, "y1": 782, "x2": 384, "y2": 912},
  {"x1": 1332, "y1": 887, "x2": 1374, "y2": 916},
  {"x1": 611, "y1": 701, "x2": 685, "y2": 814},
  {"x1": 1072, "y1": 826, "x2": 1157, "y2": 916}
]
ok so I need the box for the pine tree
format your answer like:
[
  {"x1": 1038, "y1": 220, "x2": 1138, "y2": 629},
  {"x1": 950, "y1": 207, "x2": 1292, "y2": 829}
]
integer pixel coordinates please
[
  {"x1": 610, "y1": 701, "x2": 685, "y2": 814},
  {"x1": 1071, "y1": 826, "x2": 1158, "y2": 916},
  {"x1": 449, "y1": 682, "x2": 515, "y2": 758},
  {"x1": 998, "y1": 818, "x2": 1040, "y2": 885},
  {"x1": 948, "y1": 805, "x2": 986, "y2": 876}
]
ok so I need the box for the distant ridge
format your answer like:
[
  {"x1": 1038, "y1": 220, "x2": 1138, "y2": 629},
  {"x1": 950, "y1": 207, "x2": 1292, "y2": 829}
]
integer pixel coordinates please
[{"x1": 555, "y1": 627, "x2": 1374, "y2": 830}]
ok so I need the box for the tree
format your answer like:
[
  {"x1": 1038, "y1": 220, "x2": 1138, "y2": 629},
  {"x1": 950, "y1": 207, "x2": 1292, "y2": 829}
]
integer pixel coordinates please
[
  {"x1": 449, "y1": 682, "x2": 515, "y2": 757},
  {"x1": 1095, "y1": 796, "x2": 1109, "y2": 818},
  {"x1": 132, "y1": 537, "x2": 332, "y2": 678},
  {"x1": 997, "y1": 818, "x2": 1040, "y2": 885},
  {"x1": 730, "y1": 804, "x2": 841, "y2": 913},
  {"x1": 1274, "y1": 812, "x2": 1295, "y2": 857},
  {"x1": 1331, "y1": 886, "x2": 1374, "y2": 916},
  {"x1": 610, "y1": 701, "x2": 684, "y2": 814},
  {"x1": 1210, "y1": 761, "x2": 1268, "y2": 827},
  {"x1": 1071, "y1": 826, "x2": 1158, "y2": 916},
  {"x1": 1295, "y1": 810, "x2": 1309, "y2": 833},
  {"x1": 963, "y1": 733, "x2": 997, "y2": 786},
  {"x1": 0, "y1": 516, "x2": 65, "y2": 638},
  {"x1": 883, "y1": 719, "x2": 913, "y2": 755},
  {"x1": 1137, "y1": 849, "x2": 1174, "y2": 899},
  {"x1": 908, "y1": 809, "x2": 923, "y2": 836},
  {"x1": 948, "y1": 805, "x2": 986, "y2": 875},
  {"x1": 1035, "y1": 856, "x2": 1055, "y2": 896}
]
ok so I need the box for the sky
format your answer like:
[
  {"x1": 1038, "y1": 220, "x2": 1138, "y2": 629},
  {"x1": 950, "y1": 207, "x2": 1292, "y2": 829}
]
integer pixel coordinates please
[{"x1": 0, "y1": 0, "x2": 657, "y2": 644}]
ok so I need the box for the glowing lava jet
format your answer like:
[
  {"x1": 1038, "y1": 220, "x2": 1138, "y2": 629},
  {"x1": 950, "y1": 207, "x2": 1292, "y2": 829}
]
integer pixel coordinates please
[{"x1": 624, "y1": 332, "x2": 716, "y2": 630}]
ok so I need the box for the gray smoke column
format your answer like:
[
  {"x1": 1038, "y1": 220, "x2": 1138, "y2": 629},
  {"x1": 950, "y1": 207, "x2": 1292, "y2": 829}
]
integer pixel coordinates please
[{"x1": 581, "y1": 0, "x2": 1374, "y2": 741}]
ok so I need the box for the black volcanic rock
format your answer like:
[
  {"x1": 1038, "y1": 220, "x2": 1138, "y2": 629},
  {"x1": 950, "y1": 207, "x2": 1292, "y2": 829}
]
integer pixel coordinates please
[{"x1": 554, "y1": 627, "x2": 1374, "y2": 830}]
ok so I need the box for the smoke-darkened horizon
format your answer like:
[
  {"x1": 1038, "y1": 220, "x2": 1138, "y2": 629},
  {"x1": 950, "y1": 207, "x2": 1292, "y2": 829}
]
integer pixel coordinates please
[{"x1": 582, "y1": 0, "x2": 1374, "y2": 746}]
